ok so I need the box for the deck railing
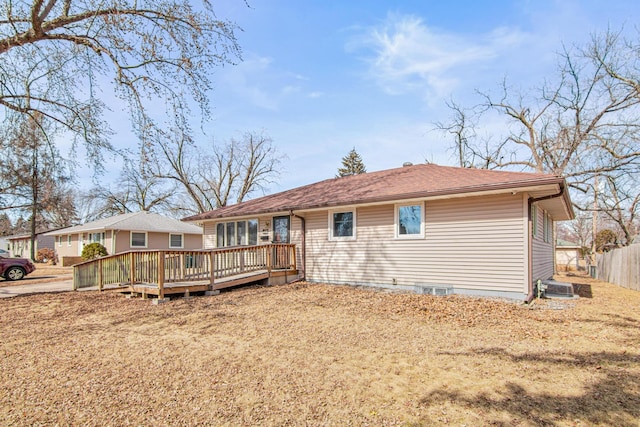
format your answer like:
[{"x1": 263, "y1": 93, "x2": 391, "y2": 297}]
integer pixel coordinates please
[{"x1": 73, "y1": 244, "x2": 297, "y2": 296}]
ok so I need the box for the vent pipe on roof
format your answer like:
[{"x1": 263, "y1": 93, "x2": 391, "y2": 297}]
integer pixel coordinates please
[{"x1": 403, "y1": 162, "x2": 413, "y2": 167}]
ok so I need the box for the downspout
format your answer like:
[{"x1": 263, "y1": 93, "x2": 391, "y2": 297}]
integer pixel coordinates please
[
  {"x1": 525, "y1": 184, "x2": 566, "y2": 303},
  {"x1": 289, "y1": 210, "x2": 305, "y2": 280}
]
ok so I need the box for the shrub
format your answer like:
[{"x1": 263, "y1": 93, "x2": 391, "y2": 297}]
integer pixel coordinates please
[
  {"x1": 81, "y1": 243, "x2": 108, "y2": 260},
  {"x1": 36, "y1": 248, "x2": 57, "y2": 264}
]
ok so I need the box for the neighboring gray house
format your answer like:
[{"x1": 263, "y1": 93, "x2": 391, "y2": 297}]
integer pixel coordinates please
[
  {"x1": 47, "y1": 211, "x2": 203, "y2": 266},
  {"x1": 184, "y1": 163, "x2": 574, "y2": 301},
  {"x1": 7, "y1": 229, "x2": 58, "y2": 259}
]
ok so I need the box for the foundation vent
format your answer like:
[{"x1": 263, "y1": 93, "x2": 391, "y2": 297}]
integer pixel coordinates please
[{"x1": 415, "y1": 285, "x2": 453, "y2": 296}]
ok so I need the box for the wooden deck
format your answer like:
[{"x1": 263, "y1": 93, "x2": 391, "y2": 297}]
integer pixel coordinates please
[
  {"x1": 73, "y1": 245, "x2": 298, "y2": 299},
  {"x1": 103, "y1": 269, "x2": 297, "y2": 297}
]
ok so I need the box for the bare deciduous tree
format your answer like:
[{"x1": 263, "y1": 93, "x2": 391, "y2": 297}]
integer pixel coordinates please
[
  {"x1": 439, "y1": 28, "x2": 640, "y2": 244},
  {"x1": 0, "y1": 114, "x2": 73, "y2": 258},
  {"x1": 82, "y1": 159, "x2": 178, "y2": 220},
  {"x1": 596, "y1": 173, "x2": 640, "y2": 245},
  {"x1": 154, "y1": 130, "x2": 284, "y2": 214},
  {"x1": 0, "y1": 0, "x2": 242, "y2": 167},
  {"x1": 434, "y1": 99, "x2": 479, "y2": 168}
]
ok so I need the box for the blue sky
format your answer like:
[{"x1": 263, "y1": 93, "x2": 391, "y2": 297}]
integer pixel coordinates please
[{"x1": 91, "y1": 0, "x2": 637, "y2": 195}]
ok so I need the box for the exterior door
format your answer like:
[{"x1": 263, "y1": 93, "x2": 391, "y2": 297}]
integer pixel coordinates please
[{"x1": 272, "y1": 216, "x2": 290, "y2": 243}]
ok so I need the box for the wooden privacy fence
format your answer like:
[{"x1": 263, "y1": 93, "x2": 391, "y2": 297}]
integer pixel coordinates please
[
  {"x1": 597, "y1": 244, "x2": 640, "y2": 291},
  {"x1": 73, "y1": 244, "x2": 297, "y2": 293}
]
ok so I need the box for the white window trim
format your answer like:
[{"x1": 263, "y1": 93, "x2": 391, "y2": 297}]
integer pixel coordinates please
[
  {"x1": 215, "y1": 219, "x2": 260, "y2": 248},
  {"x1": 130, "y1": 231, "x2": 148, "y2": 248},
  {"x1": 395, "y1": 202, "x2": 425, "y2": 239},
  {"x1": 169, "y1": 233, "x2": 184, "y2": 249},
  {"x1": 67, "y1": 235, "x2": 72, "y2": 247},
  {"x1": 328, "y1": 209, "x2": 357, "y2": 241},
  {"x1": 58, "y1": 236, "x2": 62, "y2": 247}
]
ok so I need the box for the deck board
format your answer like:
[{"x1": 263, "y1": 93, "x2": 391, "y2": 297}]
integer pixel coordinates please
[{"x1": 110, "y1": 269, "x2": 297, "y2": 297}]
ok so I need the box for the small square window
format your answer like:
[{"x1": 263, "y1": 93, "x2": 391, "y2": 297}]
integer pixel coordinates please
[
  {"x1": 396, "y1": 203, "x2": 425, "y2": 239},
  {"x1": 169, "y1": 234, "x2": 183, "y2": 248},
  {"x1": 329, "y1": 210, "x2": 356, "y2": 240},
  {"x1": 131, "y1": 232, "x2": 147, "y2": 248}
]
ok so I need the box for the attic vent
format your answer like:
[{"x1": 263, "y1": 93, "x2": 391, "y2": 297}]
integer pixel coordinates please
[
  {"x1": 403, "y1": 162, "x2": 413, "y2": 167},
  {"x1": 415, "y1": 285, "x2": 453, "y2": 296}
]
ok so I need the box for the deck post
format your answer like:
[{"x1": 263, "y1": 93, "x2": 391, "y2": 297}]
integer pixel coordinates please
[
  {"x1": 158, "y1": 251, "x2": 165, "y2": 300},
  {"x1": 290, "y1": 244, "x2": 296, "y2": 271},
  {"x1": 98, "y1": 258, "x2": 103, "y2": 291},
  {"x1": 266, "y1": 245, "x2": 272, "y2": 273},
  {"x1": 209, "y1": 251, "x2": 215, "y2": 289},
  {"x1": 129, "y1": 252, "x2": 135, "y2": 285}
]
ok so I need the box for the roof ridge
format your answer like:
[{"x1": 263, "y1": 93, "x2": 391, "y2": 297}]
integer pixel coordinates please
[{"x1": 183, "y1": 163, "x2": 569, "y2": 222}]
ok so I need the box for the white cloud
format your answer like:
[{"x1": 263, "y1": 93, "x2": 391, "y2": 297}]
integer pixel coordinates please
[
  {"x1": 349, "y1": 14, "x2": 527, "y2": 99},
  {"x1": 218, "y1": 54, "x2": 324, "y2": 111}
]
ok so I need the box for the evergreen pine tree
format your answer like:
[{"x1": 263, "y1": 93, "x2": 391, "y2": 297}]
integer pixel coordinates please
[{"x1": 337, "y1": 148, "x2": 367, "y2": 177}]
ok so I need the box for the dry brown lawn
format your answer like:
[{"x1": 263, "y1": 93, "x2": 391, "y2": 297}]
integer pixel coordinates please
[{"x1": 1, "y1": 273, "x2": 639, "y2": 426}]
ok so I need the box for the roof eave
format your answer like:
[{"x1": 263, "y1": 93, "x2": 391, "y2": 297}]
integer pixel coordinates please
[{"x1": 189, "y1": 179, "x2": 568, "y2": 221}]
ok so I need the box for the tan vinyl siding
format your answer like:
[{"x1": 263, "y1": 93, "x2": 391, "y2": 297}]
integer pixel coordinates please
[
  {"x1": 532, "y1": 206, "x2": 554, "y2": 281},
  {"x1": 54, "y1": 235, "x2": 79, "y2": 259},
  {"x1": 290, "y1": 215, "x2": 304, "y2": 271},
  {"x1": 203, "y1": 222, "x2": 216, "y2": 249},
  {"x1": 306, "y1": 193, "x2": 528, "y2": 295}
]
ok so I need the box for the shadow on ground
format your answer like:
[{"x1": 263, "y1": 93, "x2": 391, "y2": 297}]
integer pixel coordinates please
[{"x1": 422, "y1": 348, "x2": 640, "y2": 425}]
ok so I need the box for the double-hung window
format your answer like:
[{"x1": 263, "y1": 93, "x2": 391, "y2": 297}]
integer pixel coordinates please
[
  {"x1": 169, "y1": 233, "x2": 183, "y2": 249},
  {"x1": 329, "y1": 210, "x2": 356, "y2": 241},
  {"x1": 131, "y1": 232, "x2": 147, "y2": 248},
  {"x1": 531, "y1": 205, "x2": 538, "y2": 237},
  {"x1": 90, "y1": 232, "x2": 105, "y2": 244},
  {"x1": 395, "y1": 203, "x2": 425, "y2": 239},
  {"x1": 543, "y1": 211, "x2": 553, "y2": 243}
]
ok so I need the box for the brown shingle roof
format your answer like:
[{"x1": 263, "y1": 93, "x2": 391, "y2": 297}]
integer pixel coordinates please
[{"x1": 183, "y1": 163, "x2": 566, "y2": 221}]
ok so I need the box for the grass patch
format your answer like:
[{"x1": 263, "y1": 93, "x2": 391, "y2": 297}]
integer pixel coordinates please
[{"x1": 1, "y1": 273, "x2": 638, "y2": 425}]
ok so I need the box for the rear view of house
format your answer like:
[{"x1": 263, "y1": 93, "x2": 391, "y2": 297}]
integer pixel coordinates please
[{"x1": 184, "y1": 163, "x2": 574, "y2": 301}]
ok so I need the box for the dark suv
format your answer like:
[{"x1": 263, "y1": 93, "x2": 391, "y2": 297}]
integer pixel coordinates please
[{"x1": 0, "y1": 257, "x2": 36, "y2": 281}]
